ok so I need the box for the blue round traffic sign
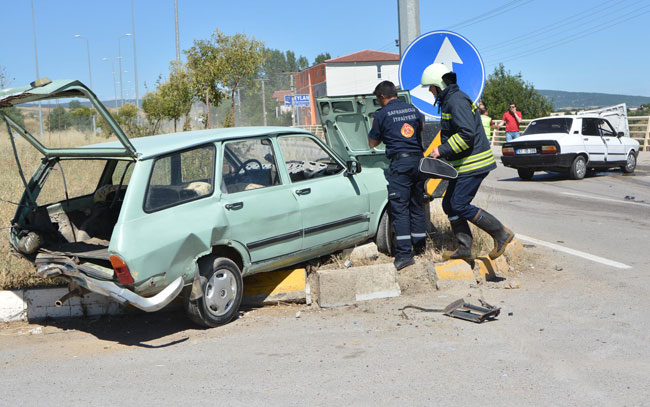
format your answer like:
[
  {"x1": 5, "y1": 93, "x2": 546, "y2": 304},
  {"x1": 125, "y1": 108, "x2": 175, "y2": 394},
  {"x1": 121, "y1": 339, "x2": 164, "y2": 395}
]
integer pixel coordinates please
[{"x1": 399, "y1": 30, "x2": 485, "y2": 119}]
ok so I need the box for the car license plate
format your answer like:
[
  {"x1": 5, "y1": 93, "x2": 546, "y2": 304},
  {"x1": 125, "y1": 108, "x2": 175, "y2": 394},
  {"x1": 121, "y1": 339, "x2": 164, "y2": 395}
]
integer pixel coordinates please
[{"x1": 516, "y1": 148, "x2": 537, "y2": 155}]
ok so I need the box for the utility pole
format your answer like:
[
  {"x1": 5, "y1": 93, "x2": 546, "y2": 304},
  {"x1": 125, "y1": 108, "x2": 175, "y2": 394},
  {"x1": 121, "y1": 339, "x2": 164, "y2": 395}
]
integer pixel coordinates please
[
  {"x1": 118, "y1": 34, "x2": 132, "y2": 107},
  {"x1": 174, "y1": 0, "x2": 180, "y2": 61},
  {"x1": 74, "y1": 34, "x2": 96, "y2": 134},
  {"x1": 131, "y1": 0, "x2": 140, "y2": 108},
  {"x1": 236, "y1": 88, "x2": 241, "y2": 127},
  {"x1": 260, "y1": 78, "x2": 267, "y2": 126},
  {"x1": 30, "y1": 0, "x2": 43, "y2": 138},
  {"x1": 290, "y1": 74, "x2": 296, "y2": 127},
  {"x1": 397, "y1": 0, "x2": 421, "y2": 56}
]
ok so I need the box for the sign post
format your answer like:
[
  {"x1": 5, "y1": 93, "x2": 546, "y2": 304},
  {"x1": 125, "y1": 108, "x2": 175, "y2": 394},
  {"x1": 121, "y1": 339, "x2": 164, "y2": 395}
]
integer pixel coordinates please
[{"x1": 398, "y1": 30, "x2": 485, "y2": 119}]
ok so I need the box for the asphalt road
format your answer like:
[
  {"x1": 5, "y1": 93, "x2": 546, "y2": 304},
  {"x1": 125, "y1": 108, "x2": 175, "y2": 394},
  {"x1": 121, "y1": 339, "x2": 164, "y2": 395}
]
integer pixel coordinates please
[{"x1": 1, "y1": 149, "x2": 649, "y2": 406}]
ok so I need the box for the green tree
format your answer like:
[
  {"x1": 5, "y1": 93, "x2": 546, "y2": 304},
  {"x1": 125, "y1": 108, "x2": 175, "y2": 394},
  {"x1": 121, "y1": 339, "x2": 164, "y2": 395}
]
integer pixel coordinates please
[
  {"x1": 68, "y1": 100, "x2": 82, "y2": 110},
  {"x1": 209, "y1": 30, "x2": 265, "y2": 127},
  {"x1": 141, "y1": 88, "x2": 167, "y2": 134},
  {"x1": 313, "y1": 52, "x2": 331, "y2": 65},
  {"x1": 481, "y1": 63, "x2": 553, "y2": 120},
  {"x1": 70, "y1": 106, "x2": 93, "y2": 130},
  {"x1": 46, "y1": 105, "x2": 72, "y2": 131},
  {"x1": 163, "y1": 62, "x2": 193, "y2": 131},
  {"x1": 185, "y1": 38, "x2": 224, "y2": 128}
]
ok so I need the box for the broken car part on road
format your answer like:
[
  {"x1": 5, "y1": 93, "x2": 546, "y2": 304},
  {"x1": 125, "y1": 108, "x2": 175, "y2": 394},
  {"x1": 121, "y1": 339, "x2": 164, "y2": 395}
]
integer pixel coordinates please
[{"x1": 400, "y1": 298, "x2": 501, "y2": 323}]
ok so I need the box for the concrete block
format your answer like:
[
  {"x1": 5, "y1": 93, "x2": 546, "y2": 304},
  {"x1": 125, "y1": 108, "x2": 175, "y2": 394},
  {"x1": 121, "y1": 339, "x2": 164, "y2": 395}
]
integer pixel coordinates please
[
  {"x1": 315, "y1": 263, "x2": 401, "y2": 308},
  {"x1": 348, "y1": 243, "x2": 380, "y2": 262},
  {"x1": 0, "y1": 290, "x2": 27, "y2": 322},
  {"x1": 476, "y1": 256, "x2": 510, "y2": 281},
  {"x1": 430, "y1": 260, "x2": 475, "y2": 281}
]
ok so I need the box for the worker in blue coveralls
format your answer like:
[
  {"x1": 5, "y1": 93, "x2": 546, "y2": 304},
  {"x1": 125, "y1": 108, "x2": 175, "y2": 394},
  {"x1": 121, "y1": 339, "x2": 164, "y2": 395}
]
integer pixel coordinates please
[
  {"x1": 421, "y1": 63, "x2": 514, "y2": 260},
  {"x1": 368, "y1": 80, "x2": 426, "y2": 270}
]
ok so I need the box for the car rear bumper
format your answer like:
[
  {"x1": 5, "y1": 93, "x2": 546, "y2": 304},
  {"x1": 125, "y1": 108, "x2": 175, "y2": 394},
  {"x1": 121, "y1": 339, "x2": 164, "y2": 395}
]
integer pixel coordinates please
[
  {"x1": 36, "y1": 262, "x2": 184, "y2": 312},
  {"x1": 501, "y1": 153, "x2": 576, "y2": 170}
]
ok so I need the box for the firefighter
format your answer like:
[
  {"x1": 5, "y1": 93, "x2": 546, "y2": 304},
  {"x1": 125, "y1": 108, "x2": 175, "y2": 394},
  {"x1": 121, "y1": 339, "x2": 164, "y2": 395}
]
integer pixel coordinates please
[
  {"x1": 368, "y1": 80, "x2": 426, "y2": 270},
  {"x1": 420, "y1": 63, "x2": 514, "y2": 260}
]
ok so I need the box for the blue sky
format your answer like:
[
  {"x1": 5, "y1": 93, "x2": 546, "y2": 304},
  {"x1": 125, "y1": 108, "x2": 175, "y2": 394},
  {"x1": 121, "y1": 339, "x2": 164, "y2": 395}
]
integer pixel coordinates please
[{"x1": 1, "y1": 0, "x2": 649, "y2": 102}]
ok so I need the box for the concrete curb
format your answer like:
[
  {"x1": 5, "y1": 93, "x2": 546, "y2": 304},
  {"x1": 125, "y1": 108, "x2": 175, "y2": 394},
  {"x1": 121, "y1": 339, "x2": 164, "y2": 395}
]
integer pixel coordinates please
[{"x1": 1, "y1": 268, "x2": 308, "y2": 323}]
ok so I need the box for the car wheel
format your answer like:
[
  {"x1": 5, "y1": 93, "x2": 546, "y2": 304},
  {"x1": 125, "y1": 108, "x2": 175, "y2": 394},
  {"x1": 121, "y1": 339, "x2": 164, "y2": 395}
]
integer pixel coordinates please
[
  {"x1": 375, "y1": 209, "x2": 395, "y2": 256},
  {"x1": 621, "y1": 152, "x2": 636, "y2": 173},
  {"x1": 185, "y1": 256, "x2": 243, "y2": 328},
  {"x1": 517, "y1": 168, "x2": 535, "y2": 180},
  {"x1": 569, "y1": 155, "x2": 587, "y2": 180}
]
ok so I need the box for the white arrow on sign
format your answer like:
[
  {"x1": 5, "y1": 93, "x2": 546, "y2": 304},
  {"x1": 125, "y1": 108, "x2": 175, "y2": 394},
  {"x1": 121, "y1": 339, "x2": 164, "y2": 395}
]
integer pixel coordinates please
[{"x1": 409, "y1": 36, "x2": 464, "y2": 107}]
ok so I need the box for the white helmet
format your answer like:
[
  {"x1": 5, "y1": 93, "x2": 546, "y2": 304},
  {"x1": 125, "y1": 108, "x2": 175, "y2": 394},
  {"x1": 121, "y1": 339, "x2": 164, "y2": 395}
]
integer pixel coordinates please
[{"x1": 421, "y1": 63, "x2": 451, "y2": 90}]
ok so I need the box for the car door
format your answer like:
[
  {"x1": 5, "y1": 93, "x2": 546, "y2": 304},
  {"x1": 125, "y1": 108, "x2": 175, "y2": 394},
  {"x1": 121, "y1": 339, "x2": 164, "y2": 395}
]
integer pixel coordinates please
[
  {"x1": 276, "y1": 134, "x2": 370, "y2": 250},
  {"x1": 580, "y1": 118, "x2": 606, "y2": 163},
  {"x1": 219, "y1": 137, "x2": 302, "y2": 263},
  {"x1": 599, "y1": 118, "x2": 626, "y2": 163}
]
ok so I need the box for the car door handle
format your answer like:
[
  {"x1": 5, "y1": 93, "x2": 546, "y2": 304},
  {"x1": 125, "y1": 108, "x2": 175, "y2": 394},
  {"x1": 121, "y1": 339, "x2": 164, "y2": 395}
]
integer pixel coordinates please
[
  {"x1": 583, "y1": 138, "x2": 589, "y2": 141},
  {"x1": 295, "y1": 188, "x2": 311, "y2": 195},
  {"x1": 225, "y1": 202, "x2": 243, "y2": 210}
]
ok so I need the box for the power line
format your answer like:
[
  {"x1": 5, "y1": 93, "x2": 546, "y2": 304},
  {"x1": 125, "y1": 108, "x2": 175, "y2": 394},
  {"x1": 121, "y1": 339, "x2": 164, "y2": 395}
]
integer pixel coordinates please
[
  {"x1": 445, "y1": 0, "x2": 533, "y2": 31},
  {"x1": 481, "y1": 0, "x2": 630, "y2": 54},
  {"x1": 484, "y1": 3, "x2": 650, "y2": 67}
]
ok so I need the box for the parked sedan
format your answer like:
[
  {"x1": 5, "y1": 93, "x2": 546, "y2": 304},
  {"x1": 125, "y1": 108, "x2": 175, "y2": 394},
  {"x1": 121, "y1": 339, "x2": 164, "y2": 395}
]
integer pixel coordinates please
[
  {"x1": 501, "y1": 112, "x2": 639, "y2": 180},
  {"x1": 1, "y1": 79, "x2": 391, "y2": 327}
]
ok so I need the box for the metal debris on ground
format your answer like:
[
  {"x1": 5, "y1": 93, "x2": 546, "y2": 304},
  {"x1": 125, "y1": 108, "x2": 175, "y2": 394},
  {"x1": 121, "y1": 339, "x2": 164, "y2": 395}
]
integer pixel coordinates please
[{"x1": 399, "y1": 298, "x2": 501, "y2": 323}]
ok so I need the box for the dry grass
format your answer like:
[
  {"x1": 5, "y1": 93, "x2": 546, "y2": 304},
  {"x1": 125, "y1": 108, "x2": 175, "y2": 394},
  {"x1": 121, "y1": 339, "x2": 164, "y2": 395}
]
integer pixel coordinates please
[{"x1": 0, "y1": 121, "x2": 119, "y2": 290}]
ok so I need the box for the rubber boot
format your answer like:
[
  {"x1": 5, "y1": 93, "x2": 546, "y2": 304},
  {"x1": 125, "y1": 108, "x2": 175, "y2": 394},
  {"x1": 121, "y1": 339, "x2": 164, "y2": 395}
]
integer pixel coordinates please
[
  {"x1": 470, "y1": 209, "x2": 515, "y2": 260},
  {"x1": 443, "y1": 219, "x2": 474, "y2": 260}
]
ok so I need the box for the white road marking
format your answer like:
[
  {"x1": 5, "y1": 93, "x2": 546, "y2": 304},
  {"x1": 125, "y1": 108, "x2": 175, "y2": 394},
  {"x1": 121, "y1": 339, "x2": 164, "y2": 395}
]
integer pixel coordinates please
[
  {"x1": 562, "y1": 192, "x2": 648, "y2": 207},
  {"x1": 517, "y1": 234, "x2": 632, "y2": 270}
]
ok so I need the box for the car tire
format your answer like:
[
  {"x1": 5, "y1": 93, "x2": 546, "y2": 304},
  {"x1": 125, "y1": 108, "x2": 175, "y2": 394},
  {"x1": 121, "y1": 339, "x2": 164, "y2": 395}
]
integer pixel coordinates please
[
  {"x1": 569, "y1": 155, "x2": 587, "y2": 180},
  {"x1": 517, "y1": 168, "x2": 535, "y2": 180},
  {"x1": 375, "y1": 209, "x2": 395, "y2": 256},
  {"x1": 185, "y1": 256, "x2": 243, "y2": 328},
  {"x1": 621, "y1": 152, "x2": 636, "y2": 173}
]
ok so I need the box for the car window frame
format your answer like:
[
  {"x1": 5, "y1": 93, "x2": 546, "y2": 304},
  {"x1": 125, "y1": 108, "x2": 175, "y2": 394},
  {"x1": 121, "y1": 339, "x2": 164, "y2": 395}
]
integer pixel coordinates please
[
  {"x1": 276, "y1": 133, "x2": 346, "y2": 184},
  {"x1": 598, "y1": 119, "x2": 616, "y2": 137},
  {"x1": 220, "y1": 136, "x2": 283, "y2": 195},
  {"x1": 581, "y1": 118, "x2": 601, "y2": 137},
  {"x1": 142, "y1": 143, "x2": 216, "y2": 214}
]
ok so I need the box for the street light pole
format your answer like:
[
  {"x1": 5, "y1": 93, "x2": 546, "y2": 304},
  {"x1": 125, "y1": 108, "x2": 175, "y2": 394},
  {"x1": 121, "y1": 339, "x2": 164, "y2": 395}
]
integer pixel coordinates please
[
  {"x1": 74, "y1": 34, "x2": 96, "y2": 134},
  {"x1": 118, "y1": 34, "x2": 132, "y2": 107},
  {"x1": 102, "y1": 58, "x2": 118, "y2": 111},
  {"x1": 30, "y1": 0, "x2": 43, "y2": 138},
  {"x1": 131, "y1": 0, "x2": 140, "y2": 109}
]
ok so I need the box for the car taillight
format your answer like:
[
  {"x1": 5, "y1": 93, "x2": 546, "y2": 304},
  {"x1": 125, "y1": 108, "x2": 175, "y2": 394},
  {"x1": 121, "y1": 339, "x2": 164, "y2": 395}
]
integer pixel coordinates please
[
  {"x1": 502, "y1": 147, "x2": 515, "y2": 156},
  {"x1": 110, "y1": 255, "x2": 135, "y2": 285},
  {"x1": 541, "y1": 145, "x2": 558, "y2": 154}
]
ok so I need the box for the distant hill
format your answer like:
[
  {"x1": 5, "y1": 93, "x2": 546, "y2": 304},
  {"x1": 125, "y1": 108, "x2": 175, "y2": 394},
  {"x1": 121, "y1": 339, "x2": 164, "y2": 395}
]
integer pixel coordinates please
[{"x1": 539, "y1": 90, "x2": 650, "y2": 110}]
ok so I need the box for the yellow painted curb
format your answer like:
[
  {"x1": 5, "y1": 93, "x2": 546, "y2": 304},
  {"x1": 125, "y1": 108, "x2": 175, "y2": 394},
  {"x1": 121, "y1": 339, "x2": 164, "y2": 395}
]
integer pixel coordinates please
[
  {"x1": 476, "y1": 257, "x2": 497, "y2": 281},
  {"x1": 433, "y1": 260, "x2": 475, "y2": 281},
  {"x1": 243, "y1": 268, "x2": 306, "y2": 297}
]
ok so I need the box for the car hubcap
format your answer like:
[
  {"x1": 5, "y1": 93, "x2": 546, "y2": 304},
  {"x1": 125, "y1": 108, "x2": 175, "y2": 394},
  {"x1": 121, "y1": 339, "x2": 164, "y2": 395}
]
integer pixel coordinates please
[
  {"x1": 576, "y1": 159, "x2": 586, "y2": 177},
  {"x1": 204, "y1": 269, "x2": 237, "y2": 317},
  {"x1": 626, "y1": 154, "x2": 635, "y2": 171}
]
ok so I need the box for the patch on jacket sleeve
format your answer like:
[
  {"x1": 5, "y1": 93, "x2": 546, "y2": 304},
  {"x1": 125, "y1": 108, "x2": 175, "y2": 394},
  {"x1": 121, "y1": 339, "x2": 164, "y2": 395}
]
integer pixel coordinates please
[{"x1": 401, "y1": 123, "x2": 415, "y2": 138}]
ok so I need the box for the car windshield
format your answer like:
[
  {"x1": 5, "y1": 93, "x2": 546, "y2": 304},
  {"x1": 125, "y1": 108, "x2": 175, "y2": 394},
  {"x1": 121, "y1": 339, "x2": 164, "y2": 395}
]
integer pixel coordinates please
[{"x1": 523, "y1": 118, "x2": 573, "y2": 136}]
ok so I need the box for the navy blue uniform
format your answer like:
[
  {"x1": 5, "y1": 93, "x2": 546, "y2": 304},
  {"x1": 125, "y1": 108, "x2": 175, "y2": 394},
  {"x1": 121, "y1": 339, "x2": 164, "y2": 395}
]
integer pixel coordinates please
[
  {"x1": 437, "y1": 83, "x2": 496, "y2": 221},
  {"x1": 368, "y1": 99, "x2": 426, "y2": 261}
]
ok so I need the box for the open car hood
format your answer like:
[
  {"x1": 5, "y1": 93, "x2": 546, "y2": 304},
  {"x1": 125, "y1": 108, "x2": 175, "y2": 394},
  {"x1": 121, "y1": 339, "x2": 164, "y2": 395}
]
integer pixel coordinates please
[
  {"x1": 0, "y1": 78, "x2": 137, "y2": 158},
  {"x1": 316, "y1": 91, "x2": 412, "y2": 166}
]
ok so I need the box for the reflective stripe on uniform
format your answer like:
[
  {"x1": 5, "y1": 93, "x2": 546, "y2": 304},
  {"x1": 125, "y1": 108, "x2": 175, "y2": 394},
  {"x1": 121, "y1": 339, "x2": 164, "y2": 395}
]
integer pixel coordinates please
[
  {"x1": 411, "y1": 233, "x2": 427, "y2": 238},
  {"x1": 448, "y1": 149, "x2": 496, "y2": 173},
  {"x1": 396, "y1": 235, "x2": 411, "y2": 241},
  {"x1": 448, "y1": 137, "x2": 462, "y2": 154},
  {"x1": 448, "y1": 215, "x2": 460, "y2": 221},
  {"x1": 451, "y1": 133, "x2": 469, "y2": 150},
  {"x1": 441, "y1": 112, "x2": 451, "y2": 120}
]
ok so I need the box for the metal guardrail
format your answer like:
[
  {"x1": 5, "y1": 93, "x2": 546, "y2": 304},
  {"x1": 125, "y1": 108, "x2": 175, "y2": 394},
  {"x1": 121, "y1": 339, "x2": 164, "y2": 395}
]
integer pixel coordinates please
[{"x1": 489, "y1": 116, "x2": 650, "y2": 152}]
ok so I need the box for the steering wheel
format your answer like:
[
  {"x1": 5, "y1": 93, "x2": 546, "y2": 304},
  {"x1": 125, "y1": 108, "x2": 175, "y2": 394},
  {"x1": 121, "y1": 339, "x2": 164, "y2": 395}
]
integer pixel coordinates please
[{"x1": 236, "y1": 159, "x2": 263, "y2": 174}]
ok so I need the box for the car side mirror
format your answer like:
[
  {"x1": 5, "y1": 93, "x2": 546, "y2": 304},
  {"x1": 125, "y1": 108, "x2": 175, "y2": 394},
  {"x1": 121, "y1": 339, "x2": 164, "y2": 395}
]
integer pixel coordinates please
[
  {"x1": 345, "y1": 160, "x2": 362, "y2": 176},
  {"x1": 617, "y1": 132, "x2": 624, "y2": 138}
]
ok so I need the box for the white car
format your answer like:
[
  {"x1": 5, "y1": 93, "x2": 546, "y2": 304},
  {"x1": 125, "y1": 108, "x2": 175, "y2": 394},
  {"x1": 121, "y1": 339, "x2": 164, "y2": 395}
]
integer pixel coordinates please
[{"x1": 501, "y1": 104, "x2": 640, "y2": 180}]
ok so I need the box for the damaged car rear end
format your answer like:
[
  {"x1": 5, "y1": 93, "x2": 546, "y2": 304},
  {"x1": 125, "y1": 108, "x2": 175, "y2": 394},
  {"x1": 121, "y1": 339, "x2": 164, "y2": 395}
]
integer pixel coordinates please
[{"x1": 2, "y1": 79, "x2": 185, "y2": 314}]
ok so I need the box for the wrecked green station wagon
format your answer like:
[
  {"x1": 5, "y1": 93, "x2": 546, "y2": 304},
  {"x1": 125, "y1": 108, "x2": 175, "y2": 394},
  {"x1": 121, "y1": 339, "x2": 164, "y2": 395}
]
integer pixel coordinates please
[{"x1": 1, "y1": 79, "x2": 421, "y2": 327}]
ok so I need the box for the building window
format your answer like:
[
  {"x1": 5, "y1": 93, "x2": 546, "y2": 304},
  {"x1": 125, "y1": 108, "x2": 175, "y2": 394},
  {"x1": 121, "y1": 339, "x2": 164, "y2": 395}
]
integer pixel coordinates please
[{"x1": 377, "y1": 64, "x2": 382, "y2": 79}]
